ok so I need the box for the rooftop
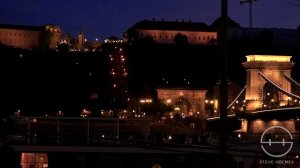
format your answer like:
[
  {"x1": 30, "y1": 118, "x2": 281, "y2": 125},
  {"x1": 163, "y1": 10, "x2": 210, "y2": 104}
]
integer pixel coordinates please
[
  {"x1": 0, "y1": 24, "x2": 44, "y2": 31},
  {"x1": 129, "y1": 19, "x2": 213, "y2": 32},
  {"x1": 246, "y1": 55, "x2": 292, "y2": 62}
]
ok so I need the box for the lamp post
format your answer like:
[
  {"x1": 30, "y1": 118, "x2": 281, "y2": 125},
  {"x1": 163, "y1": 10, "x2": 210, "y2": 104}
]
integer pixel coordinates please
[
  {"x1": 220, "y1": 0, "x2": 228, "y2": 167},
  {"x1": 240, "y1": 0, "x2": 257, "y2": 28},
  {"x1": 139, "y1": 98, "x2": 152, "y2": 117}
]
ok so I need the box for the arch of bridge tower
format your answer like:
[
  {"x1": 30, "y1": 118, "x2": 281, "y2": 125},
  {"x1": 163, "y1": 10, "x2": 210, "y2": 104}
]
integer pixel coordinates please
[
  {"x1": 262, "y1": 82, "x2": 280, "y2": 108},
  {"x1": 156, "y1": 88, "x2": 207, "y2": 117},
  {"x1": 242, "y1": 55, "x2": 294, "y2": 112}
]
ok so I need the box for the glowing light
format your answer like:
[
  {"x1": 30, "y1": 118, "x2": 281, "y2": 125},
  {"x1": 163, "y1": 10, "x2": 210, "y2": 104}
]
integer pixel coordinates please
[
  {"x1": 246, "y1": 55, "x2": 291, "y2": 62},
  {"x1": 166, "y1": 99, "x2": 172, "y2": 103},
  {"x1": 140, "y1": 99, "x2": 152, "y2": 103}
]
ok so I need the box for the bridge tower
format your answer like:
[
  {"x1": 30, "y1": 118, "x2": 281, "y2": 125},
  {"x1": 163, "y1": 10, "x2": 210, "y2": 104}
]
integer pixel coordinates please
[{"x1": 242, "y1": 55, "x2": 294, "y2": 112}]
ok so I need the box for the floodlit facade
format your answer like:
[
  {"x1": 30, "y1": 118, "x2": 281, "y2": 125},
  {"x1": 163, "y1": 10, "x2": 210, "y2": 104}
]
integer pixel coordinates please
[
  {"x1": 125, "y1": 19, "x2": 217, "y2": 45},
  {"x1": 0, "y1": 24, "x2": 61, "y2": 49},
  {"x1": 157, "y1": 88, "x2": 207, "y2": 117},
  {"x1": 242, "y1": 55, "x2": 294, "y2": 111}
]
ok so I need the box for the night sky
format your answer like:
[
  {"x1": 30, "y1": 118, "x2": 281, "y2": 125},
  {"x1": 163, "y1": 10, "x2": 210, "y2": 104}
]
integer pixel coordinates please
[{"x1": 1, "y1": 0, "x2": 299, "y2": 40}]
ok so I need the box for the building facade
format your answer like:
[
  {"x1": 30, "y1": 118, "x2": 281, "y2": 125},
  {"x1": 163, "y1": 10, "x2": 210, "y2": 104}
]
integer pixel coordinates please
[
  {"x1": 125, "y1": 19, "x2": 217, "y2": 45},
  {"x1": 0, "y1": 24, "x2": 61, "y2": 49}
]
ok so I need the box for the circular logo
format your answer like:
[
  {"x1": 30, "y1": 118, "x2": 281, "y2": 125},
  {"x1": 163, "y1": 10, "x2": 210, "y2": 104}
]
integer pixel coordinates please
[{"x1": 260, "y1": 126, "x2": 293, "y2": 158}]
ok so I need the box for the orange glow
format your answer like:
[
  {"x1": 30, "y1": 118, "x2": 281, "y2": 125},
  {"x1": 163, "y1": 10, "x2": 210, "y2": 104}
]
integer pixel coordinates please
[
  {"x1": 246, "y1": 55, "x2": 291, "y2": 62},
  {"x1": 21, "y1": 153, "x2": 48, "y2": 168}
]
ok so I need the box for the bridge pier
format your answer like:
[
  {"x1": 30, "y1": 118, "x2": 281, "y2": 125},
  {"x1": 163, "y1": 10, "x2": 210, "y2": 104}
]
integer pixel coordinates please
[{"x1": 246, "y1": 119, "x2": 296, "y2": 135}]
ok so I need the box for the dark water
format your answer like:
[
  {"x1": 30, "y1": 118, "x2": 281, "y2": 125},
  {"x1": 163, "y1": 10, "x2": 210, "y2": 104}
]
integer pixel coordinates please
[{"x1": 48, "y1": 152, "x2": 221, "y2": 168}]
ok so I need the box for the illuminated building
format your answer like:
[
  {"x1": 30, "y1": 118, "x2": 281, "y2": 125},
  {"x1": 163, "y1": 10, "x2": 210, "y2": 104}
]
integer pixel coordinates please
[
  {"x1": 125, "y1": 19, "x2": 217, "y2": 45},
  {"x1": 74, "y1": 31, "x2": 85, "y2": 50},
  {"x1": 157, "y1": 88, "x2": 207, "y2": 117},
  {"x1": 21, "y1": 153, "x2": 48, "y2": 168},
  {"x1": 0, "y1": 24, "x2": 61, "y2": 49},
  {"x1": 243, "y1": 55, "x2": 294, "y2": 111}
]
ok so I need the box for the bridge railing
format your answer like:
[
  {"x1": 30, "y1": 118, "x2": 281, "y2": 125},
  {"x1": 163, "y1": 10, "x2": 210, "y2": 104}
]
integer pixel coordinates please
[
  {"x1": 4, "y1": 116, "x2": 154, "y2": 145},
  {"x1": 3, "y1": 116, "x2": 211, "y2": 146},
  {"x1": 3, "y1": 116, "x2": 299, "y2": 147}
]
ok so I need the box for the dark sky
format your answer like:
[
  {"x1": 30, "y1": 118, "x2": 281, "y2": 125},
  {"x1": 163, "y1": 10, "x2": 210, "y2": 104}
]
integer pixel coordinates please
[{"x1": 1, "y1": 0, "x2": 299, "y2": 40}]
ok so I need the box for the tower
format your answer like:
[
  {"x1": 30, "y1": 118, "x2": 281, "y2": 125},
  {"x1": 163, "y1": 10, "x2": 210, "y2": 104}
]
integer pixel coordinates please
[
  {"x1": 44, "y1": 24, "x2": 62, "y2": 49},
  {"x1": 242, "y1": 55, "x2": 294, "y2": 111},
  {"x1": 76, "y1": 31, "x2": 85, "y2": 50}
]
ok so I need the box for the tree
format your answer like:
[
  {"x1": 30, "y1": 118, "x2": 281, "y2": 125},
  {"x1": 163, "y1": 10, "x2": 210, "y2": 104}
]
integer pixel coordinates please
[
  {"x1": 173, "y1": 33, "x2": 189, "y2": 45},
  {"x1": 39, "y1": 30, "x2": 53, "y2": 49},
  {"x1": 57, "y1": 43, "x2": 69, "y2": 53}
]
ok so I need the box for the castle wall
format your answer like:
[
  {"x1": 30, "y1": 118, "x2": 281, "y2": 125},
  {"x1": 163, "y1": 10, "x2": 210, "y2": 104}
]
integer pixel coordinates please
[{"x1": 0, "y1": 28, "x2": 40, "y2": 49}]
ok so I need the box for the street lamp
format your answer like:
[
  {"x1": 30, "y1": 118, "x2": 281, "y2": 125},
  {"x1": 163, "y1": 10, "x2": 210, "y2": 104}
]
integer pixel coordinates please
[
  {"x1": 139, "y1": 98, "x2": 152, "y2": 116},
  {"x1": 240, "y1": 0, "x2": 258, "y2": 28},
  {"x1": 174, "y1": 107, "x2": 180, "y2": 113}
]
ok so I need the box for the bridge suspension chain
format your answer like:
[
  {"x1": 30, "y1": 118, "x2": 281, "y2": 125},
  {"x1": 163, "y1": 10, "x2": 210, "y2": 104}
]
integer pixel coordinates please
[
  {"x1": 282, "y1": 71, "x2": 300, "y2": 88},
  {"x1": 227, "y1": 85, "x2": 247, "y2": 110},
  {"x1": 259, "y1": 71, "x2": 300, "y2": 100}
]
